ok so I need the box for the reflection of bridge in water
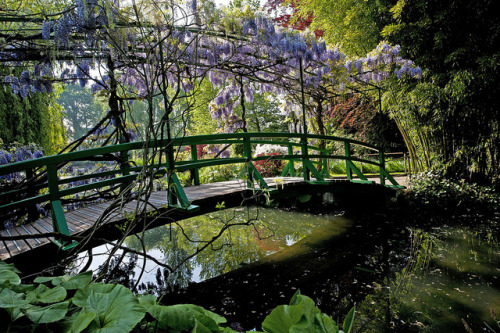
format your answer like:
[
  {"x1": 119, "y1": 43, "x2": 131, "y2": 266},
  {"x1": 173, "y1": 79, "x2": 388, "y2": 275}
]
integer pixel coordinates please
[{"x1": 0, "y1": 132, "x2": 405, "y2": 265}]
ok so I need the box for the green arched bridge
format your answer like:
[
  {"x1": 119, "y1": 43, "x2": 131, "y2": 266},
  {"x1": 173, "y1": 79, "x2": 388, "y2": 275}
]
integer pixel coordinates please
[{"x1": 0, "y1": 132, "x2": 404, "y2": 262}]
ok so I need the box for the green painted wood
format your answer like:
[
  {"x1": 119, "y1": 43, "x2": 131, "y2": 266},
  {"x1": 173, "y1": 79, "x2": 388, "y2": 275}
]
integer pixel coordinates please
[
  {"x1": 351, "y1": 180, "x2": 376, "y2": 184},
  {"x1": 247, "y1": 163, "x2": 270, "y2": 190},
  {"x1": 303, "y1": 159, "x2": 325, "y2": 181},
  {"x1": 0, "y1": 132, "x2": 402, "y2": 234},
  {"x1": 321, "y1": 156, "x2": 329, "y2": 177},
  {"x1": 0, "y1": 133, "x2": 378, "y2": 176},
  {"x1": 46, "y1": 164, "x2": 76, "y2": 249},
  {"x1": 50, "y1": 200, "x2": 70, "y2": 236},
  {"x1": 170, "y1": 173, "x2": 190, "y2": 208},
  {"x1": 166, "y1": 203, "x2": 200, "y2": 213},
  {"x1": 46, "y1": 164, "x2": 60, "y2": 202},
  {"x1": 175, "y1": 158, "x2": 246, "y2": 172},
  {"x1": 379, "y1": 151, "x2": 386, "y2": 186},
  {"x1": 178, "y1": 139, "x2": 243, "y2": 146},
  {"x1": 0, "y1": 193, "x2": 50, "y2": 213},
  {"x1": 190, "y1": 144, "x2": 200, "y2": 185},
  {"x1": 243, "y1": 137, "x2": 253, "y2": 189},
  {"x1": 58, "y1": 174, "x2": 137, "y2": 197},
  {"x1": 379, "y1": 168, "x2": 405, "y2": 188},
  {"x1": 57, "y1": 168, "x2": 125, "y2": 185},
  {"x1": 286, "y1": 144, "x2": 295, "y2": 177},
  {"x1": 301, "y1": 138, "x2": 310, "y2": 181},
  {"x1": 346, "y1": 160, "x2": 369, "y2": 181},
  {"x1": 344, "y1": 141, "x2": 352, "y2": 181},
  {"x1": 0, "y1": 142, "x2": 142, "y2": 174},
  {"x1": 281, "y1": 163, "x2": 290, "y2": 177}
]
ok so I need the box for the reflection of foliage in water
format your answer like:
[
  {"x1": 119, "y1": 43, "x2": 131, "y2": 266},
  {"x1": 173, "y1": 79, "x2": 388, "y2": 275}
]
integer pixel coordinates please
[
  {"x1": 355, "y1": 224, "x2": 500, "y2": 332},
  {"x1": 122, "y1": 207, "x2": 336, "y2": 290},
  {"x1": 98, "y1": 252, "x2": 139, "y2": 290},
  {"x1": 163, "y1": 231, "x2": 193, "y2": 289},
  {"x1": 175, "y1": 208, "x2": 336, "y2": 283}
]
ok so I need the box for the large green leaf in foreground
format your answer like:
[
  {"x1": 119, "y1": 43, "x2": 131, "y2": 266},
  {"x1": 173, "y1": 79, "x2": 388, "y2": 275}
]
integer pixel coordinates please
[
  {"x1": 72, "y1": 284, "x2": 146, "y2": 332},
  {"x1": 140, "y1": 294, "x2": 228, "y2": 332},
  {"x1": 0, "y1": 261, "x2": 21, "y2": 287}
]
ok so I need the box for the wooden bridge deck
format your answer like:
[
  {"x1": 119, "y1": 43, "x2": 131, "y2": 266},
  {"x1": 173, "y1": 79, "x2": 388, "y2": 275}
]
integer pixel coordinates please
[
  {"x1": 0, "y1": 177, "x2": 302, "y2": 261},
  {"x1": 0, "y1": 175, "x2": 406, "y2": 262}
]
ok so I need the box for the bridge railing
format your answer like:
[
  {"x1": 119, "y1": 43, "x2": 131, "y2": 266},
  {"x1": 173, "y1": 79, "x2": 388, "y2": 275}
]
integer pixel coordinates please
[
  {"x1": 0, "y1": 132, "x2": 402, "y2": 246},
  {"x1": 171, "y1": 132, "x2": 400, "y2": 186}
]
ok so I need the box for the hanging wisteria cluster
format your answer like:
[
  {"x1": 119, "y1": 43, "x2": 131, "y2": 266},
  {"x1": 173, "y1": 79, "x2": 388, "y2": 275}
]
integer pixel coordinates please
[
  {"x1": 3, "y1": 65, "x2": 53, "y2": 97},
  {"x1": 0, "y1": 0, "x2": 116, "y2": 95},
  {"x1": 0, "y1": 144, "x2": 44, "y2": 182},
  {"x1": 42, "y1": 0, "x2": 117, "y2": 48},
  {"x1": 201, "y1": 16, "x2": 423, "y2": 132},
  {"x1": 0, "y1": 0, "x2": 423, "y2": 134}
]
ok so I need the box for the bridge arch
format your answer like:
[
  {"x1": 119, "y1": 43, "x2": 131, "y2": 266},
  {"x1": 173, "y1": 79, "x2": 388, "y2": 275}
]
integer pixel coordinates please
[{"x1": 0, "y1": 132, "x2": 403, "y2": 262}]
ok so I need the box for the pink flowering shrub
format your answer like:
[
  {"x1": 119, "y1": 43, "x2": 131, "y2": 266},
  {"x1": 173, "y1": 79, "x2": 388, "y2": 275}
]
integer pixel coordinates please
[{"x1": 253, "y1": 152, "x2": 284, "y2": 177}]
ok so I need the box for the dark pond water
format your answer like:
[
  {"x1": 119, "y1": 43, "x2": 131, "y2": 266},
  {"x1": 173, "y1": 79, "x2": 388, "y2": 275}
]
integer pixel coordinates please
[{"x1": 72, "y1": 206, "x2": 500, "y2": 332}]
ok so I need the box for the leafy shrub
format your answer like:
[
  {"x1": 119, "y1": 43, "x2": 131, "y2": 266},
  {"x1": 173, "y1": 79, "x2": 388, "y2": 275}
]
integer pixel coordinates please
[
  {"x1": 177, "y1": 171, "x2": 193, "y2": 187},
  {"x1": 199, "y1": 164, "x2": 240, "y2": 183},
  {"x1": 0, "y1": 261, "x2": 355, "y2": 333},
  {"x1": 405, "y1": 171, "x2": 499, "y2": 215},
  {"x1": 354, "y1": 161, "x2": 379, "y2": 174},
  {"x1": 174, "y1": 148, "x2": 191, "y2": 162}
]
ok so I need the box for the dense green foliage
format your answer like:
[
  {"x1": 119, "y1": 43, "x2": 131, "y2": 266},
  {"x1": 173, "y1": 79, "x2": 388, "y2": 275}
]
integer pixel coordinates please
[
  {"x1": 234, "y1": 93, "x2": 286, "y2": 133},
  {"x1": 186, "y1": 80, "x2": 220, "y2": 136},
  {"x1": 287, "y1": 0, "x2": 500, "y2": 185},
  {"x1": 0, "y1": 84, "x2": 66, "y2": 155},
  {"x1": 404, "y1": 171, "x2": 499, "y2": 215},
  {"x1": 0, "y1": 261, "x2": 355, "y2": 333},
  {"x1": 383, "y1": 0, "x2": 500, "y2": 184},
  {"x1": 292, "y1": 0, "x2": 396, "y2": 56}
]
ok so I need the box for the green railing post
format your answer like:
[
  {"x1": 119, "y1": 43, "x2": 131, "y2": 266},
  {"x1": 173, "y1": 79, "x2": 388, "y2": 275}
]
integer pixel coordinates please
[
  {"x1": 243, "y1": 137, "x2": 254, "y2": 188},
  {"x1": 280, "y1": 143, "x2": 296, "y2": 177},
  {"x1": 25, "y1": 167, "x2": 38, "y2": 222},
  {"x1": 298, "y1": 58, "x2": 310, "y2": 181},
  {"x1": 301, "y1": 137, "x2": 310, "y2": 181},
  {"x1": 288, "y1": 144, "x2": 295, "y2": 177},
  {"x1": 379, "y1": 150, "x2": 386, "y2": 186},
  {"x1": 119, "y1": 149, "x2": 131, "y2": 192},
  {"x1": 190, "y1": 144, "x2": 200, "y2": 185},
  {"x1": 165, "y1": 150, "x2": 178, "y2": 206},
  {"x1": 344, "y1": 141, "x2": 352, "y2": 180},
  {"x1": 47, "y1": 164, "x2": 75, "y2": 249},
  {"x1": 322, "y1": 155, "x2": 328, "y2": 177}
]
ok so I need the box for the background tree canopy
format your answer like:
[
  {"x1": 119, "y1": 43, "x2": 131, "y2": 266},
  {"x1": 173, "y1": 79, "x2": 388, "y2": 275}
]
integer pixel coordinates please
[
  {"x1": 268, "y1": 0, "x2": 397, "y2": 56},
  {"x1": 56, "y1": 85, "x2": 105, "y2": 141}
]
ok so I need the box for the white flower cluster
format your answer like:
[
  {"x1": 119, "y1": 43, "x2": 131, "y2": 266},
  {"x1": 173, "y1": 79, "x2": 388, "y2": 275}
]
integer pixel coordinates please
[{"x1": 254, "y1": 144, "x2": 288, "y2": 156}]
